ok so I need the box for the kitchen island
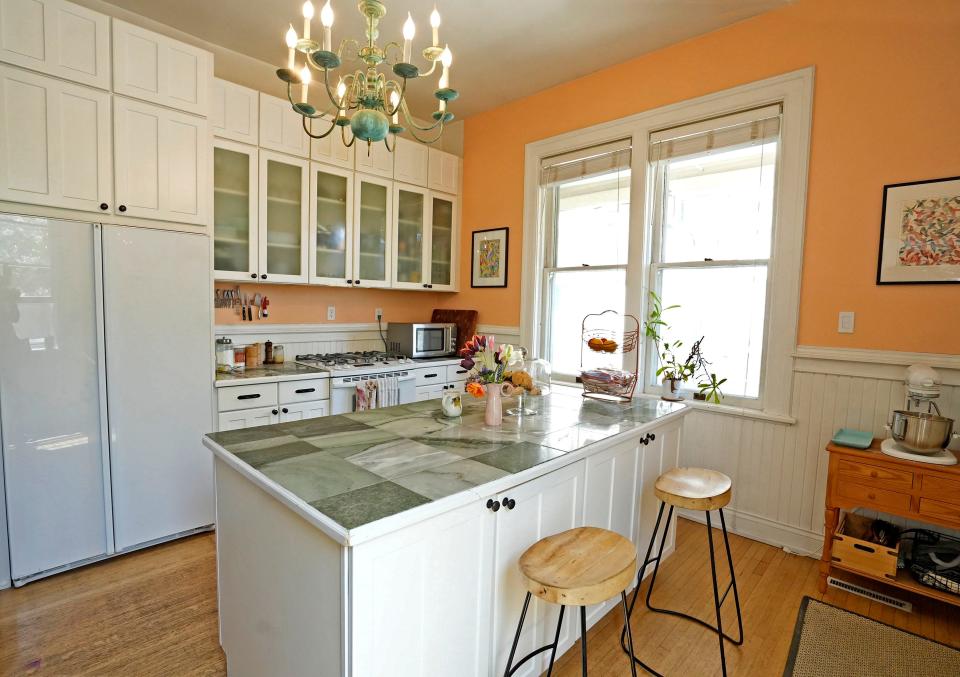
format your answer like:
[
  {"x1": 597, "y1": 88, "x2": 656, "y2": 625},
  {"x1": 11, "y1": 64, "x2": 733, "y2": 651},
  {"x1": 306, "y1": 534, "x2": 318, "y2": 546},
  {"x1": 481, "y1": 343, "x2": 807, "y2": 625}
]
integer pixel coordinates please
[{"x1": 204, "y1": 389, "x2": 688, "y2": 677}]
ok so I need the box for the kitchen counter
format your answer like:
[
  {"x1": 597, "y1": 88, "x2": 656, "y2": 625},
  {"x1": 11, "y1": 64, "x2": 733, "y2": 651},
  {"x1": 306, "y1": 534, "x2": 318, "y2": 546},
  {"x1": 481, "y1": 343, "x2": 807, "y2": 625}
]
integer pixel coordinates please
[
  {"x1": 214, "y1": 361, "x2": 327, "y2": 387},
  {"x1": 204, "y1": 390, "x2": 685, "y2": 544}
]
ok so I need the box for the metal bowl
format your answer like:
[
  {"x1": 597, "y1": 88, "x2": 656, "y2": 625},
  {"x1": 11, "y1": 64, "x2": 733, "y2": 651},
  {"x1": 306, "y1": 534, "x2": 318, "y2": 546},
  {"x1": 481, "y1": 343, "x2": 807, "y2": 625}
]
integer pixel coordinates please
[{"x1": 890, "y1": 410, "x2": 955, "y2": 454}]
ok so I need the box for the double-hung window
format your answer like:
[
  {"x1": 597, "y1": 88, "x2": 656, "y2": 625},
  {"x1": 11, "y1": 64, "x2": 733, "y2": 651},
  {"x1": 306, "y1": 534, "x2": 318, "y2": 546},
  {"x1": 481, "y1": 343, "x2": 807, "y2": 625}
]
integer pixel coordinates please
[
  {"x1": 646, "y1": 105, "x2": 781, "y2": 405},
  {"x1": 537, "y1": 140, "x2": 631, "y2": 379}
]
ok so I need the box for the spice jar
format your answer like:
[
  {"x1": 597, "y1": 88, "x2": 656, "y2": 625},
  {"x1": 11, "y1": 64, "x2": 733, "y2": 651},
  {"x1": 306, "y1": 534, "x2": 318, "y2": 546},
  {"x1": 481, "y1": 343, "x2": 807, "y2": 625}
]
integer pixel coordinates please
[
  {"x1": 233, "y1": 345, "x2": 246, "y2": 372},
  {"x1": 273, "y1": 344, "x2": 285, "y2": 364},
  {"x1": 216, "y1": 338, "x2": 234, "y2": 373}
]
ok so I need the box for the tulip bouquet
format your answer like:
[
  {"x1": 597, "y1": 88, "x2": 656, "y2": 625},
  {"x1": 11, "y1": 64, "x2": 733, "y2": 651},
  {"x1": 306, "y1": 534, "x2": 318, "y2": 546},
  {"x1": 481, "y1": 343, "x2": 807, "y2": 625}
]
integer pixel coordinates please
[{"x1": 460, "y1": 335, "x2": 519, "y2": 398}]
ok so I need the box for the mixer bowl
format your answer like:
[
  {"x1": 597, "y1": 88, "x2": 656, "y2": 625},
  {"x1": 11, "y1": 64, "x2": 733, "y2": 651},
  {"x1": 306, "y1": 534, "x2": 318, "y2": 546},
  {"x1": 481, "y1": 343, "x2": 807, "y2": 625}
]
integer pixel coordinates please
[{"x1": 890, "y1": 410, "x2": 955, "y2": 454}]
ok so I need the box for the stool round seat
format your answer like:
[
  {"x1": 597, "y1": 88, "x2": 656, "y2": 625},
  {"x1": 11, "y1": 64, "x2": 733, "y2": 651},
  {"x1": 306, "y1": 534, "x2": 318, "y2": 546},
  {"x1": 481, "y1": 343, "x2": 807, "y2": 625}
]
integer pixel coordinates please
[
  {"x1": 654, "y1": 467, "x2": 732, "y2": 511},
  {"x1": 519, "y1": 526, "x2": 637, "y2": 607}
]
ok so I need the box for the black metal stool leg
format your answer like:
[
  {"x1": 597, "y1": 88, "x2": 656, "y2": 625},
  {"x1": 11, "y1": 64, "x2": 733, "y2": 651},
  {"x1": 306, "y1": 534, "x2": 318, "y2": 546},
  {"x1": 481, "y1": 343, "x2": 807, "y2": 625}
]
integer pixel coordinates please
[
  {"x1": 579, "y1": 606, "x2": 588, "y2": 677},
  {"x1": 644, "y1": 504, "x2": 675, "y2": 612},
  {"x1": 503, "y1": 591, "x2": 531, "y2": 677},
  {"x1": 706, "y1": 511, "x2": 728, "y2": 677},
  {"x1": 620, "y1": 592, "x2": 638, "y2": 677},
  {"x1": 545, "y1": 606, "x2": 566, "y2": 677},
  {"x1": 719, "y1": 508, "x2": 744, "y2": 645}
]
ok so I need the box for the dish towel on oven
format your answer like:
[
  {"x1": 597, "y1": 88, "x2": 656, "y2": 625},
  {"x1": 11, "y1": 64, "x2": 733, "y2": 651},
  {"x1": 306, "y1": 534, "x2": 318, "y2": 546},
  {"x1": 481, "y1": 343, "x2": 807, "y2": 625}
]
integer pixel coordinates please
[
  {"x1": 366, "y1": 379, "x2": 379, "y2": 409},
  {"x1": 355, "y1": 383, "x2": 367, "y2": 411}
]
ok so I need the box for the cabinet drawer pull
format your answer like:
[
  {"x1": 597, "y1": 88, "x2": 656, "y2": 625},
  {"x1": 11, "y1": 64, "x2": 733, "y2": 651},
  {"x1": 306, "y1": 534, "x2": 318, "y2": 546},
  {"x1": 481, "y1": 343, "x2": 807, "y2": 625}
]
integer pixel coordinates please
[
  {"x1": 237, "y1": 393, "x2": 261, "y2": 400},
  {"x1": 423, "y1": 373, "x2": 438, "y2": 379},
  {"x1": 295, "y1": 387, "x2": 316, "y2": 394},
  {"x1": 456, "y1": 369, "x2": 467, "y2": 374}
]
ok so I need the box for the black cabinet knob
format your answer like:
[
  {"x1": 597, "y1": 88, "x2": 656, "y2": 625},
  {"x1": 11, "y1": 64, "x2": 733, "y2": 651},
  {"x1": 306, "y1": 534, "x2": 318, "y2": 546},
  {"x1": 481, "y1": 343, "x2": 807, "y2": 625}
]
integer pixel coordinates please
[
  {"x1": 486, "y1": 499, "x2": 500, "y2": 512},
  {"x1": 250, "y1": 273, "x2": 257, "y2": 279},
  {"x1": 354, "y1": 279, "x2": 360, "y2": 285},
  {"x1": 271, "y1": 409, "x2": 279, "y2": 415},
  {"x1": 118, "y1": 205, "x2": 127, "y2": 212},
  {"x1": 504, "y1": 497, "x2": 516, "y2": 510},
  {"x1": 260, "y1": 274, "x2": 267, "y2": 279},
  {"x1": 281, "y1": 407, "x2": 289, "y2": 414},
  {"x1": 423, "y1": 284, "x2": 429, "y2": 288},
  {"x1": 346, "y1": 279, "x2": 353, "y2": 285},
  {"x1": 649, "y1": 433, "x2": 656, "y2": 441},
  {"x1": 428, "y1": 284, "x2": 433, "y2": 289},
  {"x1": 99, "y1": 203, "x2": 108, "y2": 211}
]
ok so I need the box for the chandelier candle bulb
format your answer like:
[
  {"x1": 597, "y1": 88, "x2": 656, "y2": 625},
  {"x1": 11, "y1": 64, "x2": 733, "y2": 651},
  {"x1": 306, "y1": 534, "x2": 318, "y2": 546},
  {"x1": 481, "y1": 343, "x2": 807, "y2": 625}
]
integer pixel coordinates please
[
  {"x1": 302, "y1": 0, "x2": 314, "y2": 40},
  {"x1": 336, "y1": 78, "x2": 347, "y2": 117},
  {"x1": 402, "y1": 13, "x2": 415, "y2": 62},
  {"x1": 285, "y1": 25, "x2": 297, "y2": 68},
  {"x1": 440, "y1": 45, "x2": 452, "y2": 87},
  {"x1": 430, "y1": 6, "x2": 440, "y2": 46},
  {"x1": 299, "y1": 65, "x2": 311, "y2": 102},
  {"x1": 320, "y1": 0, "x2": 333, "y2": 52},
  {"x1": 390, "y1": 90, "x2": 400, "y2": 124}
]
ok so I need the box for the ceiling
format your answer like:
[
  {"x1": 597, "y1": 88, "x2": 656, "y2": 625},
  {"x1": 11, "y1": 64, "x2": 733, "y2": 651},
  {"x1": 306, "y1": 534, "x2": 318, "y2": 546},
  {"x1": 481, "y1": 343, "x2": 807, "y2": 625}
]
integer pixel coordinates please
[{"x1": 102, "y1": 0, "x2": 791, "y2": 119}]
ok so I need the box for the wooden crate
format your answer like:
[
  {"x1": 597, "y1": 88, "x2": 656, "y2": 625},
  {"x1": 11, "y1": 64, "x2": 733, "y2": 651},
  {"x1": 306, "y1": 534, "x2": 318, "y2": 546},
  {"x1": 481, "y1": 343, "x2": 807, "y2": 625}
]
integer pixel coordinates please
[{"x1": 831, "y1": 513, "x2": 899, "y2": 580}]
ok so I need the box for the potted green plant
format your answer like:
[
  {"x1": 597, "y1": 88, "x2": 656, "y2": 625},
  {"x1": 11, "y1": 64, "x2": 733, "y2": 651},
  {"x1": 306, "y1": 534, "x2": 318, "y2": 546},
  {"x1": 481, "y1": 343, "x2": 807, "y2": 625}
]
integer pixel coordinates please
[{"x1": 644, "y1": 292, "x2": 726, "y2": 403}]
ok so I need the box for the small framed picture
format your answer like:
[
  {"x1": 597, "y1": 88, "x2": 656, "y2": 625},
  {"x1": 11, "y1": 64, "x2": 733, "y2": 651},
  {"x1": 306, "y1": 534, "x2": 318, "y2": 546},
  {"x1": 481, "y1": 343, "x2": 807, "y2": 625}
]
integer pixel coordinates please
[
  {"x1": 471, "y1": 227, "x2": 509, "y2": 288},
  {"x1": 877, "y1": 176, "x2": 960, "y2": 284}
]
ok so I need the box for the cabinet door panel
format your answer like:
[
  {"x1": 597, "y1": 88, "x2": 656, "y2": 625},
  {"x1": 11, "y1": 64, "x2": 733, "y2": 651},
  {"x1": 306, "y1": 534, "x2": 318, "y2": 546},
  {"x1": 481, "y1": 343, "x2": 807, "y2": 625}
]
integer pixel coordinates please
[
  {"x1": 0, "y1": 65, "x2": 111, "y2": 212},
  {"x1": 429, "y1": 192, "x2": 457, "y2": 290},
  {"x1": 355, "y1": 136, "x2": 393, "y2": 178},
  {"x1": 428, "y1": 147, "x2": 459, "y2": 193},
  {"x1": 214, "y1": 139, "x2": 258, "y2": 280},
  {"x1": 353, "y1": 173, "x2": 392, "y2": 287},
  {"x1": 392, "y1": 183, "x2": 428, "y2": 289},
  {"x1": 0, "y1": 0, "x2": 110, "y2": 89},
  {"x1": 112, "y1": 19, "x2": 211, "y2": 115},
  {"x1": 310, "y1": 114, "x2": 353, "y2": 168},
  {"x1": 492, "y1": 461, "x2": 585, "y2": 677},
  {"x1": 211, "y1": 78, "x2": 259, "y2": 145},
  {"x1": 259, "y1": 92, "x2": 309, "y2": 158},
  {"x1": 259, "y1": 149, "x2": 309, "y2": 283},
  {"x1": 309, "y1": 162, "x2": 353, "y2": 285},
  {"x1": 393, "y1": 137, "x2": 428, "y2": 186},
  {"x1": 279, "y1": 400, "x2": 328, "y2": 422}
]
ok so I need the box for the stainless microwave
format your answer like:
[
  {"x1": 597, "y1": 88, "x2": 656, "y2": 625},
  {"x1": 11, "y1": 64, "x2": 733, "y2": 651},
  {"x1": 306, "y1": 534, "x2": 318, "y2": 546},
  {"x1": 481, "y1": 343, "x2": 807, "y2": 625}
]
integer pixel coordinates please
[{"x1": 386, "y1": 323, "x2": 458, "y2": 358}]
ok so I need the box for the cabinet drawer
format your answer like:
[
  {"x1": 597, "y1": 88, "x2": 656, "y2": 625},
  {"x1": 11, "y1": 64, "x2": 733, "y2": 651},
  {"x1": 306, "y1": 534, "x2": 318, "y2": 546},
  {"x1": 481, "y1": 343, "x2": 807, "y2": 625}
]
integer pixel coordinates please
[
  {"x1": 836, "y1": 480, "x2": 911, "y2": 512},
  {"x1": 414, "y1": 366, "x2": 446, "y2": 386},
  {"x1": 446, "y1": 364, "x2": 469, "y2": 382},
  {"x1": 921, "y1": 474, "x2": 960, "y2": 505},
  {"x1": 837, "y1": 459, "x2": 914, "y2": 491},
  {"x1": 217, "y1": 383, "x2": 278, "y2": 412},
  {"x1": 279, "y1": 378, "x2": 330, "y2": 404},
  {"x1": 918, "y1": 498, "x2": 960, "y2": 525}
]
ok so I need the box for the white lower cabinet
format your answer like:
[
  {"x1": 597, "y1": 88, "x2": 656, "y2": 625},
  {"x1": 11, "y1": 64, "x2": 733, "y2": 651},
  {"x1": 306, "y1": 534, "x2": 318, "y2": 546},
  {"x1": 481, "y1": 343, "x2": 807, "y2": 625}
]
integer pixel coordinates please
[
  {"x1": 279, "y1": 400, "x2": 329, "y2": 422},
  {"x1": 216, "y1": 379, "x2": 330, "y2": 431},
  {"x1": 415, "y1": 384, "x2": 445, "y2": 401},
  {"x1": 217, "y1": 405, "x2": 278, "y2": 431}
]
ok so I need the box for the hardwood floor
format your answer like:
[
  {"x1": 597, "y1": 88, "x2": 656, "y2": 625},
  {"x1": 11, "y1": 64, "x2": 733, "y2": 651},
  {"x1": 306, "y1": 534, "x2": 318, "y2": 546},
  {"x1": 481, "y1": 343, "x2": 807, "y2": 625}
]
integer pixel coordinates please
[{"x1": 0, "y1": 518, "x2": 957, "y2": 675}]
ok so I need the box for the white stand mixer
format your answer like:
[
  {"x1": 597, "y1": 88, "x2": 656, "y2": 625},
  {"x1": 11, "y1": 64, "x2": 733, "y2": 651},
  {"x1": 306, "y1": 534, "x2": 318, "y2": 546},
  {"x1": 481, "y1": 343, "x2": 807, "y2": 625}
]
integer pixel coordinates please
[{"x1": 881, "y1": 364, "x2": 958, "y2": 466}]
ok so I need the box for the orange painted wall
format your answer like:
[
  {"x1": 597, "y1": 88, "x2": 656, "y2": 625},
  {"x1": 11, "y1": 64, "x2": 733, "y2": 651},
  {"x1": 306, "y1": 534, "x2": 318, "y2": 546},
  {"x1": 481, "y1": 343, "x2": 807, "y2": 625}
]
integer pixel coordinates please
[{"x1": 449, "y1": 0, "x2": 960, "y2": 353}]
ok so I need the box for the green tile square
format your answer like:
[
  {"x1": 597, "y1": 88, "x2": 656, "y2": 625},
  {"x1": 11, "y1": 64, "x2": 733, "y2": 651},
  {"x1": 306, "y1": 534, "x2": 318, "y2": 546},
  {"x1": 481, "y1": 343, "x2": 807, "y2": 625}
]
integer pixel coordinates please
[
  {"x1": 258, "y1": 451, "x2": 385, "y2": 503},
  {"x1": 235, "y1": 440, "x2": 330, "y2": 469},
  {"x1": 393, "y1": 458, "x2": 509, "y2": 500},
  {"x1": 471, "y1": 442, "x2": 568, "y2": 474},
  {"x1": 310, "y1": 482, "x2": 432, "y2": 529},
  {"x1": 343, "y1": 439, "x2": 462, "y2": 479},
  {"x1": 276, "y1": 414, "x2": 373, "y2": 438}
]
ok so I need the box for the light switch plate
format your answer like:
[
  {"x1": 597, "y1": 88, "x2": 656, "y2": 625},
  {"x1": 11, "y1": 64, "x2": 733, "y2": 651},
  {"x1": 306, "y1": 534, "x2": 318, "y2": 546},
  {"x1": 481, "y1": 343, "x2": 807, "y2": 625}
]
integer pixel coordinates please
[
  {"x1": 327, "y1": 306, "x2": 336, "y2": 321},
  {"x1": 838, "y1": 311, "x2": 855, "y2": 334}
]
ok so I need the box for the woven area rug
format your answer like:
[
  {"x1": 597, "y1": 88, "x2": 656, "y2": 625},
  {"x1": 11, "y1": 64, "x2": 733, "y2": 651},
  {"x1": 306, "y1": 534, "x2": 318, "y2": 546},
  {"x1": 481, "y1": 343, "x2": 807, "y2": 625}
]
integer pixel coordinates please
[{"x1": 784, "y1": 597, "x2": 960, "y2": 676}]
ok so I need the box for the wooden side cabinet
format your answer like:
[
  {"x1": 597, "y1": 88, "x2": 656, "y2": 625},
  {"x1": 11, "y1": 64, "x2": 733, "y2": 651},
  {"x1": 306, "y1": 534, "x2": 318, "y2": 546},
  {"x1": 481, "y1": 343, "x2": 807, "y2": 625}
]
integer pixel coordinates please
[{"x1": 820, "y1": 440, "x2": 960, "y2": 608}]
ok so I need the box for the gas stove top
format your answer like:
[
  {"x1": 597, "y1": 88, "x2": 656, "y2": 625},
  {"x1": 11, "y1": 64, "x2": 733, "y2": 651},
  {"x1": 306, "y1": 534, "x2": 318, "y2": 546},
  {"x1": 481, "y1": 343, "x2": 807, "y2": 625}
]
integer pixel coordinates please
[{"x1": 295, "y1": 351, "x2": 415, "y2": 374}]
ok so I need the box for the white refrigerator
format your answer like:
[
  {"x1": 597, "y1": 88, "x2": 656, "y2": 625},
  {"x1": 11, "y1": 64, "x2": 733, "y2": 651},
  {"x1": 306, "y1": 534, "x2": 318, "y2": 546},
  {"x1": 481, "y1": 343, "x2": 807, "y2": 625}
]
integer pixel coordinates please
[{"x1": 0, "y1": 214, "x2": 214, "y2": 584}]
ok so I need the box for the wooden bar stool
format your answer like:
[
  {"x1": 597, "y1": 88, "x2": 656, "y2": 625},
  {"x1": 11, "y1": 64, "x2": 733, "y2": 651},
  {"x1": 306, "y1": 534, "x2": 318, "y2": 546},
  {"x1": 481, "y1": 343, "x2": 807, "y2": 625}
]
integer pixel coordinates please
[
  {"x1": 503, "y1": 526, "x2": 639, "y2": 677},
  {"x1": 621, "y1": 467, "x2": 744, "y2": 677}
]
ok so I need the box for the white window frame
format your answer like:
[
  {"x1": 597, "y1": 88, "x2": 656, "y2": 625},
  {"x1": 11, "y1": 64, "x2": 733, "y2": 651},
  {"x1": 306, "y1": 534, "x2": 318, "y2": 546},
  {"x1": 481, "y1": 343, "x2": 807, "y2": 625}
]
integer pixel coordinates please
[{"x1": 521, "y1": 68, "x2": 813, "y2": 420}]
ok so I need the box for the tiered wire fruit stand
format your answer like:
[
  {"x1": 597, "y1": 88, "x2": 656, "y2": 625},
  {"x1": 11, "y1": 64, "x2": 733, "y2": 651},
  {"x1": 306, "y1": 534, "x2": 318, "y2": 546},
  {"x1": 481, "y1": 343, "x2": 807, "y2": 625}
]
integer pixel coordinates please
[{"x1": 580, "y1": 310, "x2": 640, "y2": 403}]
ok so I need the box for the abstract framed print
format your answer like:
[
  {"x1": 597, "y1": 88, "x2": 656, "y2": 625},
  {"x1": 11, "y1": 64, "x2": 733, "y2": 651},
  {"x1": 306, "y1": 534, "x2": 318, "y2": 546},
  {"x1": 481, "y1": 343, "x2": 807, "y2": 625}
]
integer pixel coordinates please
[{"x1": 471, "y1": 227, "x2": 509, "y2": 288}]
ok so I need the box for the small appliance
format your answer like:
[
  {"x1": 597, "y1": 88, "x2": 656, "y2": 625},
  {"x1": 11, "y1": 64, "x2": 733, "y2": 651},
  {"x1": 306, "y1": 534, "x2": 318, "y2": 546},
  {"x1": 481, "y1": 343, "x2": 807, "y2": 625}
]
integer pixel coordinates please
[
  {"x1": 881, "y1": 364, "x2": 958, "y2": 466},
  {"x1": 385, "y1": 322, "x2": 458, "y2": 359},
  {"x1": 296, "y1": 351, "x2": 417, "y2": 414}
]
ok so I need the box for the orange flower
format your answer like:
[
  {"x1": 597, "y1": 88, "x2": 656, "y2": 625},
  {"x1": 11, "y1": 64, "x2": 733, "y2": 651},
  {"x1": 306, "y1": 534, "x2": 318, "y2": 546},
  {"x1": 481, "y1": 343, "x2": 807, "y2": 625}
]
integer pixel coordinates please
[{"x1": 465, "y1": 382, "x2": 486, "y2": 398}]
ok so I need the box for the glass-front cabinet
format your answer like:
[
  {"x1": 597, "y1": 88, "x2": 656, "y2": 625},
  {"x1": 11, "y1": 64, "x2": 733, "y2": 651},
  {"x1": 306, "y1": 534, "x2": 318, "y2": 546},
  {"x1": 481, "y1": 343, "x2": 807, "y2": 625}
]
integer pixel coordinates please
[
  {"x1": 392, "y1": 183, "x2": 429, "y2": 289},
  {"x1": 258, "y1": 149, "x2": 309, "y2": 283},
  {"x1": 352, "y1": 173, "x2": 393, "y2": 288},
  {"x1": 213, "y1": 139, "x2": 258, "y2": 281},
  {"x1": 429, "y1": 192, "x2": 458, "y2": 291},
  {"x1": 309, "y1": 163, "x2": 353, "y2": 286}
]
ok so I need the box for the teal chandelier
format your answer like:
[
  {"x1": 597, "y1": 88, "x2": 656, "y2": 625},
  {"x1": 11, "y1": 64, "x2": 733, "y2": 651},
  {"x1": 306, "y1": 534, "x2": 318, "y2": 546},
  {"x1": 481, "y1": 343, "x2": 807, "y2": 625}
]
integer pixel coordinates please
[{"x1": 277, "y1": 0, "x2": 458, "y2": 152}]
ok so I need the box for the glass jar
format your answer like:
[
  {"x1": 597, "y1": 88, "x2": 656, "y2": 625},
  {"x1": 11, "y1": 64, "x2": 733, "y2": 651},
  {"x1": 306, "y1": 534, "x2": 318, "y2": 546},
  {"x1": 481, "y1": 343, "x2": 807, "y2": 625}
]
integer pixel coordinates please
[
  {"x1": 272, "y1": 344, "x2": 285, "y2": 364},
  {"x1": 525, "y1": 357, "x2": 552, "y2": 414},
  {"x1": 233, "y1": 345, "x2": 246, "y2": 372},
  {"x1": 216, "y1": 338, "x2": 234, "y2": 373}
]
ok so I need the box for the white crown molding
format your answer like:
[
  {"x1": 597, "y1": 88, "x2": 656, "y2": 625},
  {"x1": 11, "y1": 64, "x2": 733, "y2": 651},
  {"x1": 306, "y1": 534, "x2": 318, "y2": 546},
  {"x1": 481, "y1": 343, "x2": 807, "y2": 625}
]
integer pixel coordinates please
[{"x1": 794, "y1": 345, "x2": 960, "y2": 385}]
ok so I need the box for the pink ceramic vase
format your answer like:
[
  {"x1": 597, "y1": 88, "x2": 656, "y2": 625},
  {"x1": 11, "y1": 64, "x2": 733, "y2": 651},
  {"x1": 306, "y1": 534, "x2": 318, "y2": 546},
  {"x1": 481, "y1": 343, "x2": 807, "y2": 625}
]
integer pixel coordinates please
[{"x1": 485, "y1": 384, "x2": 503, "y2": 426}]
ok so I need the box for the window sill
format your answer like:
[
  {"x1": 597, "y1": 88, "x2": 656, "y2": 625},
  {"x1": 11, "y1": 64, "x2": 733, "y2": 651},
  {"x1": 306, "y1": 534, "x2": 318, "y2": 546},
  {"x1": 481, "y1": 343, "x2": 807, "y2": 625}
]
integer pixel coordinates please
[{"x1": 633, "y1": 392, "x2": 796, "y2": 425}]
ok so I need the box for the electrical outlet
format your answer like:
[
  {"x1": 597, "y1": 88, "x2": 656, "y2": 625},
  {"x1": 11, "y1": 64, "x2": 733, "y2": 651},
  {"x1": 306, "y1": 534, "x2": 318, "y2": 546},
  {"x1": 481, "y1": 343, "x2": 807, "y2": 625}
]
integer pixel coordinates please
[
  {"x1": 838, "y1": 311, "x2": 855, "y2": 334},
  {"x1": 327, "y1": 306, "x2": 336, "y2": 321},
  {"x1": 375, "y1": 308, "x2": 383, "y2": 321}
]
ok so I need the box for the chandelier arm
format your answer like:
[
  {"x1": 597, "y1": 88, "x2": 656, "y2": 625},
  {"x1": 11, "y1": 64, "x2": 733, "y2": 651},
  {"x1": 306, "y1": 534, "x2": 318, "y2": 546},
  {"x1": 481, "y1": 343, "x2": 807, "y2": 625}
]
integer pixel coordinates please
[
  {"x1": 283, "y1": 82, "x2": 329, "y2": 119},
  {"x1": 417, "y1": 60, "x2": 439, "y2": 78},
  {"x1": 341, "y1": 125, "x2": 357, "y2": 148},
  {"x1": 401, "y1": 103, "x2": 444, "y2": 132},
  {"x1": 384, "y1": 78, "x2": 407, "y2": 116},
  {"x1": 300, "y1": 115, "x2": 340, "y2": 140},
  {"x1": 403, "y1": 122, "x2": 444, "y2": 145},
  {"x1": 318, "y1": 67, "x2": 347, "y2": 112},
  {"x1": 382, "y1": 41, "x2": 403, "y2": 66},
  {"x1": 383, "y1": 133, "x2": 396, "y2": 153},
  {"x1": 336, "y1": 38, "x2": 362, "y2": 63}
]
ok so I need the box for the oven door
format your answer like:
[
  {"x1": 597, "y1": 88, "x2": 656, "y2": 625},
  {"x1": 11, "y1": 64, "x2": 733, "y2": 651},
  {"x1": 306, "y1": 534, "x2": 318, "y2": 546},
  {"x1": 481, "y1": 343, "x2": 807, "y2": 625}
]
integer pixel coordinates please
[{"x1": 413, "y1": 326, "x2": 450, "y2": 358}]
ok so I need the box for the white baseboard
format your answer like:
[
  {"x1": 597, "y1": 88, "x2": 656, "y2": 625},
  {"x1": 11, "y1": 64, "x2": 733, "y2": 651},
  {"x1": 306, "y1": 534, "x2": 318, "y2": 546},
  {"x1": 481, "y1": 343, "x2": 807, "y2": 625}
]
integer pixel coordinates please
[
  {"x1": 678, "y1": 507, "x2": 822, "y2": 558},
  {"x1": 0, "y1": 578, "x2": 9, "y2": 591}
]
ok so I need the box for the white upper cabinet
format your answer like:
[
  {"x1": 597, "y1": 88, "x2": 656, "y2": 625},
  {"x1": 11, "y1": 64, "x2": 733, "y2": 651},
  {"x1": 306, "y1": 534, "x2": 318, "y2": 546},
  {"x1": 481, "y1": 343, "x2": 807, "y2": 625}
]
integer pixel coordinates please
[
  {"x1": 353, "y1": 172, "x2": 392, "y2": 287},
  {"x1": 259, "y1": 92, "x2": 309, "y2": 158},
  {"x1": 310, "y1": 114, "x2": 353, "y2": 169},
  {"x1": 0, "y1": 64, "x2": 111, "y2": 212},
  {"x1": 113, "y1": 96, "x2": 209, "y2": 226},
  {"x1": 428, "y1": 147, "x2": 460, "y2": 194},
  {"x1": 428, "y1": 192, "x2": 458, "y2": 291},
  {"x1": 309, "y1": 162, "x2": 354, "y2": 286},
  {"x1": 391, "y1": 182, "x2": 429, "y2": 290},
  {"x1": 258, "y1": 149, "x2": 309, "y2": 283},
  {"x1": 354, "y1": 137, "x2": 393, "y2": 179},
  {"x1": 393, "y1": 137, "x2": 428, "y2": 187},
  {"x1": 213, "y1": 138, "x2": 258, "y2": 281},
  {"x1": 112, "y1": 19, "x2": 212, "y2": 116},
  {"x1": 211, "y1": 78, "x2": 258, "y2": 145},
  {"x1": 0, "y1": 0, "x2": 109, "y2": 89}
]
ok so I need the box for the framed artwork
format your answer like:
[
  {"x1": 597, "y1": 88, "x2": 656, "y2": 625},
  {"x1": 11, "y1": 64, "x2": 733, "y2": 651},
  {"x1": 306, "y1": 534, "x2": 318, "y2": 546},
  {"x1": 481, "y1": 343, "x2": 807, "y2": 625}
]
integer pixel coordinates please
[
  {"x1": 877, "y1": 176, "x2": 960, "y2": 284},
  {"x1": 471, "y1": 227, "x2": 509, "y2": 288}
]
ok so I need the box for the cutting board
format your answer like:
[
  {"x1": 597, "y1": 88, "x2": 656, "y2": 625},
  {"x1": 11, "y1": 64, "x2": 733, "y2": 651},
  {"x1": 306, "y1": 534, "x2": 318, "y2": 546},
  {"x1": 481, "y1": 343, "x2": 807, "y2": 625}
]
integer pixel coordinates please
[{"x1": 431, "y1": 309, "x2": 478, "y2": 354}]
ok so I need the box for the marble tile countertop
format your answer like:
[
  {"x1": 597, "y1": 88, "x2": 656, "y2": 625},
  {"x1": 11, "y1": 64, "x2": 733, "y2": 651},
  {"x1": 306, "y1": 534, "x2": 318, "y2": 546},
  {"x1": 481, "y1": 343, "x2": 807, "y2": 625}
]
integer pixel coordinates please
[
  {"x1": 215, "y1": 361, "x2": 328, "y2": 387},
  {"x1": 205, "y1": 389, "x2": 686, "y2": 543}
]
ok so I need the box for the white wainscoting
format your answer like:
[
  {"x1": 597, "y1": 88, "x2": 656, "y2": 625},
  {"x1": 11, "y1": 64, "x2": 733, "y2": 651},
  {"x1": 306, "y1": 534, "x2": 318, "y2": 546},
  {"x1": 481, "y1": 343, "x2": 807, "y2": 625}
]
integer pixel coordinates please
[
  {"x1": 214, "y1": 323, "x2": 523, "y2": 357},
  {"x1": 679, "y1": 346, "x2": 960, "y2": 556}
]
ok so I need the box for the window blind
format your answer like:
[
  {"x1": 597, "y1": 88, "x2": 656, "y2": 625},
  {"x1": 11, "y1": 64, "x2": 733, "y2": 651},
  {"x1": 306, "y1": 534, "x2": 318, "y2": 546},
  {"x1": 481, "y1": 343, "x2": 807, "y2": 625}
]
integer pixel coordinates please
[
  {"x1": 649, "y1": 104, "x2": 781, "y2": 162},
  {"x1": 539, "y1": 138, "x2": 631, "y2": 186}
]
